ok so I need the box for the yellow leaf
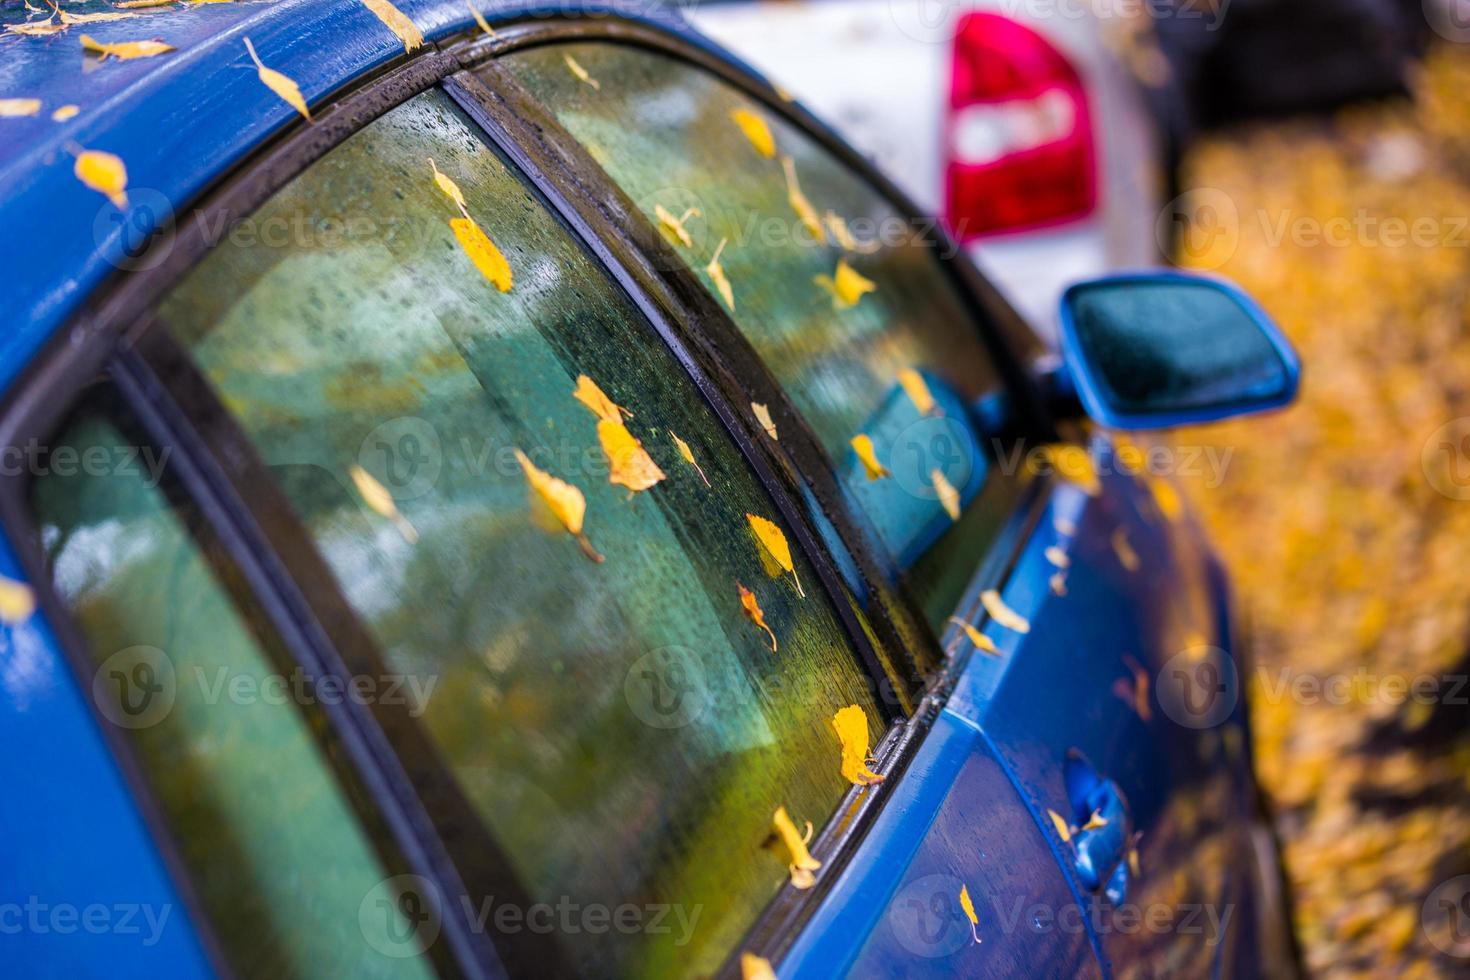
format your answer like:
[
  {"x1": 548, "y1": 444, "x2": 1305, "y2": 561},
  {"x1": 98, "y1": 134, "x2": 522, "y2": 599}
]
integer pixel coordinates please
[
  {"x1": 349, "y1": 464, "x2": 418, "y2": 544},
  {"x1": 771, "y1": 806, "x2": 821, "y2": 889},
  {"x1": 74, "y1": 149, "x2": 128, "y2": 208},
  {"x1": 823, "y1": 210, "x2": 880, "y2": 254},
  {"x1": 7, "y1": 18, "x2": 65, "y2": 36},
  {"x1": 563, "y1": 53, "x2": 600, "y2": 90},
  {"x1": 1111, "y1": 527, "x2": 1140, "y2": 572},
  {"x1": 654, "y1": 203, "x2": 700, "y2": 248},
  {"x1": 932, "y1": 468, "x2": 961, "y2": 521},
  {"x1": 514, "y1": 448, "x2": 602, "y2": 562},
  {"x1": 1048, "y1": 808, "x2": 1073, "y2": 843},
  {"x1": 80, "y1": 34, "x2": 175, "y2": 60},
  {"x1": 706, "y1": 237, "x2": 735, "y2": 311},
  {"x1": 751, "y1": 402, "x2": 778, "y2": 442},
  {"x1": 981, "y1": 589, "x2": 1029, "y2": 634},
  {"x1": 1054, "y1": 516, "x2": 1077, "y2": 536},
  {"x1": 1149, "y1": 475, "x2": 1183, "y2": 522},
  {"x1": 427, "y1": 157, "x2": 466, "y2": 214},
  {"x1": 361, "y1": 0, "x2": 423, "y2": 52},
  {"x1": 738, "y1": 582, "x2": 777, "y2": 651},
  {"x1": 1049, "y1": 571, "x2": 1068, "y2": 596},
  {"x1": 1113, "y1": 655, "x2": 1152, "y2": 721},
  {"x1": 51, "y1": 104, "x2": 80, "y2": 121},
  {"x1": 61, "y1": 10, "x2": 140, "y2": 23},
  {"x1": 740, "y1": 952, "x2": 777, "y2": 980},
  {"x1": 1128, "y1": 845, "x2": 1141, "y2": 878},
  {"x1": 244, "y1": 37, "x2": 310, "y2": 121},
  {"x1": 598, "y1": 419, "x2": 665, "y2": 494},
  {"x1": 572, "y1": 374, "x2": 630, "y2": 424},
  {"x1": 832, "y1": 704, "x2": 885, "y2": 785},
  {"x1": 730, "y1": 107, "x2": 775, "y2": 158},
  {"x1": 947, "y1": 616, "x2": 998, "y2": 656},
  {"x1": 959, "y1": 883, "x2": 981, "y2": 944},
  {"x1": 1044, "y1": 545, "x2": 1070, "y2": 569},
  {"x1": 897, "y1": 368, "x2": 936, "y2": 416},
  {"x1": 781, "y1": 155, "x2": 826, "y2": 244},
  {"x1": 449, "y1": 216, "x2": 513, "y2": 292},
  {"x1": 1038, "y1": 443, "x2": 1100, "y2": 496},
  {"x1": 0, "y1": 98, "x2": 42, "y2": 118},
  {"x1": 117, "y1": 0, "x2": 176, "y2": 7},
  {"x1": 0, "y1": 575, "x2": 37, "y2": 624},
  {"x1": 466, "y1": 0, "x2": 497, "y2": 37},
  {"x1": 1081, "y1": 811, "x2": 1109, "y2": 831},
  {"x1": 671, "y1": 430, "x2": 710, "y2": 486},
  {"x1": 747, "y1": 512, "x2": 804, "y2": 597},
  {"x1": 849, "y1": 433, "x2": 889, "y2": 480}
]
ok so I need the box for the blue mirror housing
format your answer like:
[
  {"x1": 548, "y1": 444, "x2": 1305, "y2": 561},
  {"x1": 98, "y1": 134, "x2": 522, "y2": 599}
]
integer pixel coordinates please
[{"x1": 1056, "y1": 270, "x2": 1301, "y2": 430}]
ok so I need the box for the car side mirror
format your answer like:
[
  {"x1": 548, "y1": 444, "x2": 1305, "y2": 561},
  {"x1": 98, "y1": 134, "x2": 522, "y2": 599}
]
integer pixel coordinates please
[{"x1": 1053, "y1": 271, "x2": 1300, "y2": 429}]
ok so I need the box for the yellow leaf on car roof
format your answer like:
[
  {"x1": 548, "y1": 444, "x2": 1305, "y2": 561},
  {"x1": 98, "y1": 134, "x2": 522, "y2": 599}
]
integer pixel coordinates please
[
  {"x1": 959, "y1": 884, "x2": 981, "y2": 943},
  {"x1": 61, "y1": 10, "x2": 140, "y2": 23},
  {"x1": 981, "y1": 589, "x2": 1030, "y2": 634},
  {"x1": 0, "y1": 575, "x2": 36, "y2": 625},
  {"x1": 51, "y1": 104, "x2": 80, "y2": 121},
  {"x1": 832, "y1": 704, "x2": 885, "y2": 785},
  {"x1": 6, "y1": 19, "x2": 65, "y2": 37},
  {"x1": 932, "y1": 468, "x2": 961, "y2": 521},
  {"x1": 850, "y1": 433, "x2": 889, "y2": 480},
  {"x1": 244, "y1": 37, "x2": 310, "y2": 121},
  {"x1": 514, "y1": 448, "x2": 602, "y2": 563},
  {"x1": 466, "y1": 0, "x2": 497, "y2": 37},
  {"x1": 747, "y1": 512, "x2": 804, "y2": 597},
  {"x1": 74, "y1": 149, "x2": 128, "y2": 208},
  {"x1": 598, "y1": 419, "x2": 665, "y2": 494},
  {"x1": 730, "y1": 107, "x2": 775, "y2": 158},
  {"x1": 781, "y1": 155, "x2": 826, "y2": 244},
  {"x1": 706, "y1": 237, "x2": 735, "y2": 311},
  {"x1": 361, "y1": 0, "x2": 423, "y2": 52},
  {"x1": 0, "y1": 99, "x2": 42, "y2": 118},
  {"x1": 1048, "y1": 808, "x2": 1073, "y2": 843},
  {"x1": 80, "y1": 34, "x2": 175, "y2": 60},
  {"x1": 771, "y1": 806, "x2": 821, "y2": 889},
  {"x1": 737, "y1": 582, "x2": 777, "y2": 651},
  {"x1": 449, "y1": 216, "x2": 513, "y2": 292}
]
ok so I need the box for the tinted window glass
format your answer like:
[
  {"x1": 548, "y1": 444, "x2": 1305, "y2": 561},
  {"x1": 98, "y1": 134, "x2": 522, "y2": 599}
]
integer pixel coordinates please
[
  {"x1": 501, "y1": 42, "x2": 1011, "y2": 587},
  {"x1": 156, "y1": 89, "x2": 884, "y2": 977},
  {"x1": 31, "y1": 405, "x2": 434, "y2": 980}
]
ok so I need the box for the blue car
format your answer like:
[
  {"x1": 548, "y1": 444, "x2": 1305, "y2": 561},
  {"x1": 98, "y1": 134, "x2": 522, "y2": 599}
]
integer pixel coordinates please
[{"x1": 0, "y1": 2, "x2": 1300, "y2": 977}]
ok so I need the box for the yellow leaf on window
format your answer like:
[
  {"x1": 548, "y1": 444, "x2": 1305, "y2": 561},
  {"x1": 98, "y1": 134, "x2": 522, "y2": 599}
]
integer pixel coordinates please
[
  {"x1": 572, "y1": 374, "x2": 630, "y2": 424},
  {"x1": 514, "y1": 448, "x2": 602, "y2": 563},
  {"x1": 832, "y1": 704, "x2": 885, "y2": 785},
  {"x1": 897, "y1": 368, "x2": 936, "y2": 416},
  {"x1": 654, "y1": 204, "x2": 700, "y2": 248},
  {"x1": 932, "y1": 468, "x2": 961, "y2": 521},
  {"x1": 427, "y1": 157, "x2": 467, "y2": 214},
  {"x1": 74, "y1": 149, "x2": 128, "y2": 208},
  {"x1": 751, "y1": 402, "x2": 778, "y2": 442},
  {"x1": 947, "y1": 616, "x2": 998, "y2": 656},
  {"x1": 730, "y1": 107, "x2": 775, "y2": 158},
  {"x1": 815, "y1": 259, "x2": 877, "y2": 309},
  {"x1": 80, "y1": 34, "x2": 175, "y2": 60},
  {"x1": 6, "y1": 20, "x2": 65, "y2": 36},
  {"x1": 771, "y1": 806, "x2": 821, "y2": 889},
  {"x1": 1081, "y1": 811, "x2": 1109, "y2": 831},
  {"x1": 1050, "y1": 571, "x2": 1068, "y2": 596},
  {"x1": 981, "y1": 589, "x2": 1030, "y2": 634},
  {"x1": 823, "y1": 210, "x2": 880, "y2": 254},
  {"x1": 0, "y1": 575, "x2": 36, "y2": 625},
  {"x1": 243, "y1": 37, "x2": 310, "y2": 121},
  {"x1": 740, "y1": 952, "x2": 777, "y2": 980},
  {"x1": 361, "y1": 0, "x2": 423, "y2": 52},
  {"x1": 598, "y1": 419, "x2": 665, "y2": 494},
  {"x1": 51, "y1": 104, "x2": 80, "y2": 121},
  {"x1": 959, "y1": 884, "x2": 981, "y2": 943},
  {"x1": 706, "y1": 237, "x2": 735, "y2": 311},
  {"x1": 349, "y1": 464, "x2": 418, "y2": 544},
  {"x1": 670, "y1": 430, "x2": 710, "y2": 486},
  {"x1": 737, "y1": 582, "x2": 777, "y2": 651},
  {"x1": 0, "y1": 98, "x2": 41, "y2": 117},
  {"x1": 466, "y1": 0, "x2": 497, "y2": 37},
  {"x1": 1038, "y1": 443, "x2": 1100, "y2": 496},
  {"x1": 747, "y1": 512, "x2": 804, "y2": 597},
  {"x1": 781, "y1": 155, "x2": 826, "y2": 244},
  {"x1": 849, "y1": 433, "x2": 889, "y2": 480},
  {"x1": 1111, "y1": 527, "x2": 1140, "y2": 572},
  {"x1": 563, "y1": 53, "x2": 600, "y2": 90},
  {"x1": 1044, "y1": 545, "x2": 1070, "y2": 569},
  {"x1": 449, "y1": 216, "x2": 512, "y2": 292},
  {"x1": 1048, "y1": 807, "x2": 1073, "y2": 843},
  {"x1": 61, "y1": 10, "x2": 140, "y2": 23}
]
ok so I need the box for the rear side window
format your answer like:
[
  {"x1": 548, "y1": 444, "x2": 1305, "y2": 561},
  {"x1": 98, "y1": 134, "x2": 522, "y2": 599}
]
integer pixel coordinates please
[
  {"x1": 150, "y1": 89, "x2": 883, "y2": 976},
  {"x1": 500, "y1": 42, "x2": 1014, "y2": 609}
]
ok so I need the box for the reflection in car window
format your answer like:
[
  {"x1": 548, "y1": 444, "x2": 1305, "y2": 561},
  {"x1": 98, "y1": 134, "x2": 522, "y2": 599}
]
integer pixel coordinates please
[
  {"x1": 502, "y1": 42, "x2": 1011, "y2": 601},
  {"x1": 156, "y1": 89, "x2": 885, "y2": 977},
  {"x1": 32, "y1": 404, "x2": 435, "y2": 980}
]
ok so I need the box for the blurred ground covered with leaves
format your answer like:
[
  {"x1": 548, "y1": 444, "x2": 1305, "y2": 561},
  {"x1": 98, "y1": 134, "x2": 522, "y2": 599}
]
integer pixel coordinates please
[{"x1": 1168, "y1": 42, "x2": 1470, "y2": 978}]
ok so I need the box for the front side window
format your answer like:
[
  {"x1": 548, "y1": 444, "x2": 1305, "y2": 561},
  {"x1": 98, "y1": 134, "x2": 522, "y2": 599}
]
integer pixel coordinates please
[{"x1": 150, "y1": 89, "x2": 883, "y2": 976}]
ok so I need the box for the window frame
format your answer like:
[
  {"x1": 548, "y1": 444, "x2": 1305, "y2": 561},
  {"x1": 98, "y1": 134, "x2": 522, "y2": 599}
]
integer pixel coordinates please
[{"x1": 0, "y1": 17, "x2": 1058, "y2": 978}]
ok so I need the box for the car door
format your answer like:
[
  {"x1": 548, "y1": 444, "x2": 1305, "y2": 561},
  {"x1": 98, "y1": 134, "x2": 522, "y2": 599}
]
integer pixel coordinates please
[{"x1": 490, "y1": 28, "x2": 1244, "y2": 976}]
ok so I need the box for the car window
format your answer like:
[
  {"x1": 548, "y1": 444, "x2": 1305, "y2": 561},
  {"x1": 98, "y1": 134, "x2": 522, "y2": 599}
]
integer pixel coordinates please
[
  {"x1": 30, "y1": 397, "x2": 435, "y2": 980},
  {"x1": 152, "y1": 89, "x2": 885, "y2": 977},
  {"x1": 499, "y1": 41, "x2": 1017, "y2": 618}
]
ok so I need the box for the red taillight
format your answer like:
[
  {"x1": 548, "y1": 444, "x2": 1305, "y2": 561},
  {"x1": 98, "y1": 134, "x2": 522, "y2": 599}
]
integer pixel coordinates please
[{"x1": 944, "y1": 12, "x2": 1096, "y2": 240}]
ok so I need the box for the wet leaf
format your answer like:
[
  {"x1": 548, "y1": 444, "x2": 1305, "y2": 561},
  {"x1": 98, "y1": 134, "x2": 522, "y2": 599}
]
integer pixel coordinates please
[
  {"x1": 598, "y1": 419, "x2": 665, "y2": 494},
  {"x1": 1054, "y1": 516, "x2": 1077, "y2": 536},
  {"x1": 747, "y1": 512, "x2": 804, "y2": 597},
  {"x1": 981, "y1": 589, "x2": 1029, "y2": 634},
  {"x1": 771, "y1": 805, "x2": 821, "y2": 889},
  {"x1": 897, "y1": 368, "x2": 936, "y2": 416},
  {"x1": 932, "y1": 468, "x2": 961, "y2": 521},
  {"x1": 361, "y1": 0, "x2": 423, "y2": 52},
  {"x1": 60, "y1": 10, "x2": 140, "y2": 23},
  {"x1": 1038, "y1": 443, "x2": 1100, "y2": 496},
  {"x1": 572, "y1": 375, "x2": 630, "y2": 424},
  {"x1": 1082, "y1": 811, "x2": 1109, "y2": 831},
  {"x1": 751, "y1": 401, "x2": 778, "y2": 442},
  {"x1": 563, "y1": 53, "x2": 600, "y2": 90},
  {"x1": 6, "y1": 18, "x2": 64, "y2": 36},
  {"x1": 1044, "y1": 545, "x2": 1070, "y2": 569},
  {"x1": 654, "y1": 204, "x2": 700, "y2": 248},
  {"x1": 813, "y1": 259, "x2": 877, "y2": 310},
  {"x1": 1111, "y1": 527, "x2": 1140, "y2": 572},
  {"x1": 350, "y1": 464, "x2": 418, "y2": 544},
  {"x1": 849, "y1": 433, "x2": 889, "y2": 480},
  {"x1": 449, "y1": 216, "x2": 513, "y2": 292},
  {"x1": 514, "y1": 448, "x2": 602, "y2": 562},
  {"x1": 428, "y1": 157, "x2": 466, "y2": 215},
  {"x1": 244, "y1": 37, "x2": 310, "y2": 121},
  {"x1": 738, "y1": 582, "x2": 777, "y2": 651},
  {"x1": 0, "y1": 99, "x2": 42, "y2": 118},
  {"x1": 1049, "y1": 571, "x2": 1068, "y2": 596},
  {"x1": 740, "y1": 953, "x2": 776, "y2": 980},
  {"x1": 705, "y1": 237, "x2": 735, "y2": 311},
  {"x1": 74, "y1": 149, "x2": 128, "y2": 208},
  {"x1": 0, "y1": 575, "x2": 37, "y2": 624},
  {"x1": 781, "y1": 155, "x2": 826, "y2": 243},
  {"x1": 947, "y1": 616, "x2": 999, "y2": 656},
  {"x1": 117, "y1": 0, "x2": 176, "y2": 7},
  {"x1": 731, "y1": 107, "x2": 775, "y2": 158},
  {"x1": 959, "y1": 884, "x2": 981, "y2": 944},
  {"x1": 51, "y1": 104, "x2": 80, "y2": 121},
  {"x1": 1048, "y1": 808, "x2": 1073, "y2": 843},
  {"x1": 466, "y1": 0, "x2": 496, "y2": 37},
  {"x1": 1112, "y1": 654, "x2": 1152, "y2": 721},
  {"x1": 80, "y1": 34, "x2": 175, "y2": 60},
  {"x1": 824, "y1": 210, "x2": 880, "y2": 254},
  {"x1": 670, "y1": 430, "x2": 710, "y2": 486},
  {"x1": 832, "y1": 704, "x2": 884, "y2": 785}
]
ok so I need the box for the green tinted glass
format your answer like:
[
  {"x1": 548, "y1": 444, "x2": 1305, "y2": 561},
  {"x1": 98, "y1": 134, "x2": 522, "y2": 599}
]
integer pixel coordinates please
[
  {"x1": 32, "y1": 407, "x2": 434, "y2": 979},
  {"x1": 156, "y1": 89, "x2": 883, "y2": 977}
]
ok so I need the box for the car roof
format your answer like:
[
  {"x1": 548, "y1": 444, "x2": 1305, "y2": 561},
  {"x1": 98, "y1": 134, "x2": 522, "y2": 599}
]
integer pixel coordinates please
[{"x1": 0, "y1": 0, "x2": 719, "y2": 394}]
